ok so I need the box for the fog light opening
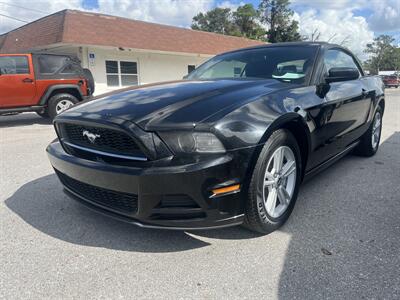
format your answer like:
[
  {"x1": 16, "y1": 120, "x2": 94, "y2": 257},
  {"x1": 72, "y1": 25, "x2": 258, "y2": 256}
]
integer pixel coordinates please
[{"x1": 211, "y1": 184, "x2": 241, "y2": 198}]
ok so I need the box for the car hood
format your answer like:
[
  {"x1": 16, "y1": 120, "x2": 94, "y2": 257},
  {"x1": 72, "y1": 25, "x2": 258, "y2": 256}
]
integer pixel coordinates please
[{"x1": 67, "y1": 79, "x2": 288, "y2": 130}]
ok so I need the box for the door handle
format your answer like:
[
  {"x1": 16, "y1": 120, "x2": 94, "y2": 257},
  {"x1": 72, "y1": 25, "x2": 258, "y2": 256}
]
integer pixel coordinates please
[{"x1": 22, "y1": 78, "x2": 33, "y2": 83}]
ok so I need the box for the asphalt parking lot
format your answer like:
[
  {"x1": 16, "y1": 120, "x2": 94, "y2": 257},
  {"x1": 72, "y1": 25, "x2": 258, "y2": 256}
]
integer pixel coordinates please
[{"x1": 1, "y1": 89, "x2": 399, "y2": 299}]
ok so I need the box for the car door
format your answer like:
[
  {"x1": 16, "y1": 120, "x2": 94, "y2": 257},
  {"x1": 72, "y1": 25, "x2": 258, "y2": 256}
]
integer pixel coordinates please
[
  {"x1": 0, "y1": 55, "x2": 36, "y2": 108},
  {"x1": 307, "y1": 48, "x2": 371, "y2": 169}
]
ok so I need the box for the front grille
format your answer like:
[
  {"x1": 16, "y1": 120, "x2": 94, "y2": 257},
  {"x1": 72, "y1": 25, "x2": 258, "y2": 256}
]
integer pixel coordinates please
[
  {"x1": 55, "y1": 170, "x2": 138, "y2": 214},
  {"x1": 60, "y1": 123, "x2": 142, "y2": 157}
]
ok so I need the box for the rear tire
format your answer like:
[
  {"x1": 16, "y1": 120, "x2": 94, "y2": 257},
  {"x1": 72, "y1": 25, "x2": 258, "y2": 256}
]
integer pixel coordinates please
[
  {"x1": 243, "y1": 129, "x2": 302, "y2": 234},
  {"x1": 354, "y1": 107, "x2": 383, "y2": 157},
  {"x1": 48, "y1": 93, "x2": 78, "y2": 120}
]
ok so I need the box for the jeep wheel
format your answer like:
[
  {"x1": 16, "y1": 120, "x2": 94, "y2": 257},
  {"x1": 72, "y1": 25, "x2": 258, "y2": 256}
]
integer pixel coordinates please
[{"x1": 48, "y1": 93, "x2": 78, "y2": 119}]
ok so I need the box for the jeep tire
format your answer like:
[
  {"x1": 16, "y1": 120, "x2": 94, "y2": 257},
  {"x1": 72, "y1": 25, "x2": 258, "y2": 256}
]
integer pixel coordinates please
[{"x1": 48, "y1": 93, "x2": 78, "y2": 119}]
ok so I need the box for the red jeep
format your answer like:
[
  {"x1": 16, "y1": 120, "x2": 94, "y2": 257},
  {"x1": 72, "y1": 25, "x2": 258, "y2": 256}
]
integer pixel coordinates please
[
  {"x1": 0, "y1": 53, "x2": 94, "y2": 119},
  {"x1": 382, "y1": 75, "x2": 399, "y2": 88}
]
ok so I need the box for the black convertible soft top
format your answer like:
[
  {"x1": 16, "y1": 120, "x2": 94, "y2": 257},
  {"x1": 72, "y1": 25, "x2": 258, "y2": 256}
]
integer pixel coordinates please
[{"x1": 31, "y1": 52, "x2": 84, "y2": 80}]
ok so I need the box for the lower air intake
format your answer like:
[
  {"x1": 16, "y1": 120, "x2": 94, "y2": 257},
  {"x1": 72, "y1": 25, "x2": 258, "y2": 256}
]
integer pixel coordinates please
[{"x1": 55, "y1": 170, "x2": 138, "y2": 214}]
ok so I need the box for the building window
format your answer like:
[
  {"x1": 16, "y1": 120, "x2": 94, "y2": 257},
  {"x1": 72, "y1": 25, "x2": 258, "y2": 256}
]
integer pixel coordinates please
[
  {"x1": 105, "y1": 60, "x2": 119, "y2": 86},
  {"x1": 105, "y1": 60, "x2": 138, "y2": 87},
  {"x1": 188, "y1": 65, "x2": 196, "y2": 74}
]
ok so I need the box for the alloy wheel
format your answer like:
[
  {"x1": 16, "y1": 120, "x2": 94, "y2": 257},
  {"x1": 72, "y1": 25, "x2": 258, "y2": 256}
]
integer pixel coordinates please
[
  {"x1": 371, "y1": 112, "x2": 382, "y2": 149},
  {"x1": 263, "y1": 146, "x2": 297, "y2": 218},
  {"x1": 56, "y1": 99, "x2": 74, "y2": 115}
]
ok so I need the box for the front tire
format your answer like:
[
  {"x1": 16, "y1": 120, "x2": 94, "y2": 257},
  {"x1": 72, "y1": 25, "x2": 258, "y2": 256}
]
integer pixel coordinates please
[
  {"x1": 354, "y1": 107, "x2": 382, "y2": 157},
  {"x1": 48, "y1": 93, "x2": 78, "y2": 119},
  {"x1": 244, "y1": 129, "x2": 302, "y2": 234}
]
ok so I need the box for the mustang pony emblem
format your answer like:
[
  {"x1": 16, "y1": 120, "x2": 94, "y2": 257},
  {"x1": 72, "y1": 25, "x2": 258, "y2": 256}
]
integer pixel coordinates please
[{"x1": 82, "y1": 130, "x2": 100, "y2": 143}]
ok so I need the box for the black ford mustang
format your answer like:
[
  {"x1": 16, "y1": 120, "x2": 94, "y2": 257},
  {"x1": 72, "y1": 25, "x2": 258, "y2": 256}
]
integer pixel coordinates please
[{"x1": 47, "y1": 42, "x2": 384, "y2": 233}]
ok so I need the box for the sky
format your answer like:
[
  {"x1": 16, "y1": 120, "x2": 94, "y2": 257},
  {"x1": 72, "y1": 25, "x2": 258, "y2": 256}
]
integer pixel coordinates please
[{"x1": 0, "y1": 0, "x2": 399, "y2": 61}]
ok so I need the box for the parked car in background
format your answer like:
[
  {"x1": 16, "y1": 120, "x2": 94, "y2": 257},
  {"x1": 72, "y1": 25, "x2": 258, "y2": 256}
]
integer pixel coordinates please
[
  {"x1": 0, "y1": 53, "x2": 94, "y2": 119},
  {"x1": 47, "y1": 42, "x2": 385, "y2": 234},
  {"x1": 382, "y1": 75, "x2": 399, "y2": 88}
]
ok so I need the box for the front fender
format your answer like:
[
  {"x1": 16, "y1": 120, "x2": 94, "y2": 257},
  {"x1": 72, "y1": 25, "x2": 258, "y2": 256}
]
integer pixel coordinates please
[{"x1": 213, "y1": 104, "x2": 310, "y2": 152}]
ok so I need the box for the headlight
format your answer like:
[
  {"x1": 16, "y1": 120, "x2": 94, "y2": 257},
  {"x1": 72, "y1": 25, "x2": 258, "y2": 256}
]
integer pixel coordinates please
[{"x1": 160, "y1": 132, "x2": 226, "y2": 154}]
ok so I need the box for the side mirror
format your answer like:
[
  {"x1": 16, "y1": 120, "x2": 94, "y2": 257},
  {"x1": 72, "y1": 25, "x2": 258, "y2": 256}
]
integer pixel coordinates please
[{"x1": 325, "y1": 67, "x2": 359, "y2": 83}]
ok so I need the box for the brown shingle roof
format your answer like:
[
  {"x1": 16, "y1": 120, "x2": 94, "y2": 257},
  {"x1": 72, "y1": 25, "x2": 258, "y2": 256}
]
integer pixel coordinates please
[
  {"x1": 0, "y1": 11, "x2": 65, "y2": 53},
  {"x1": 0, "y1": 34, "x2": 6, "y2": 49},
  {"x1": 0, "y1": 10, "x2": 264, "y2": 55}
]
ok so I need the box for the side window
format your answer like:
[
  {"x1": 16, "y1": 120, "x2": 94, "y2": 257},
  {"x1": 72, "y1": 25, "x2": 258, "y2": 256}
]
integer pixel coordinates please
[
  {"x1": 323, "y1": 49, "x2": 361, "y2": 77},
  {"x1": 200, "y1": 60, "x2": 246, "y2": 79},
  {"x1": 272, "y1": 59, "x2": 312, "y2": 81},
  {"x1": 188, "y1": 65, "x2": 196, "y2": 74},
  {"x1": 0, "y1": 56, "x2": 29, "y2": 74},
  {"x1": 60, "y1": 61, "x2": 81, "y2": 75},
  {"x1": 38, "y1": 55, "x2": 68, "y2": 74}
]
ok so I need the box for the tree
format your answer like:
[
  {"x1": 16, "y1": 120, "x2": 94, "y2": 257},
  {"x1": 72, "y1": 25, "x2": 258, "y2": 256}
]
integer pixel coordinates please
[
  {"x1": 364, "y1": 35, "x2": 400, "y2": 74},
  {"x1": 191, "y1": 8, "x2": 238, "y2": 36},
  {"x1": 308, "y1": 28, "x2": 321, "y2": 42},
  {"x1": 395, "y1": 48, "x2": 400, "y2": 72},
  {"x1": 259, "y1": 0, "x2": 302, "y2": 43},
  {"x1": 191, "y1": 4, "x2": 266, "y2": 41},
  {"x1": 232, "y1": 4, "x2": 266, "y2": 40}
]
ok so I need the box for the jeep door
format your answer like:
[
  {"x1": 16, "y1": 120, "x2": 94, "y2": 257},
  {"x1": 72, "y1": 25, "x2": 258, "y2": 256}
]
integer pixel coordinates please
[{"x1": 0, "y1": 55, "x2": 36, "y2": 108}]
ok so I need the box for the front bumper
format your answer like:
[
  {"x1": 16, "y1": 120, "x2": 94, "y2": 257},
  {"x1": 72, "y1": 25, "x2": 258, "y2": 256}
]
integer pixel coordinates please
[{"x1": 47, "y1": 140, "x2": 248, "y2": 230}]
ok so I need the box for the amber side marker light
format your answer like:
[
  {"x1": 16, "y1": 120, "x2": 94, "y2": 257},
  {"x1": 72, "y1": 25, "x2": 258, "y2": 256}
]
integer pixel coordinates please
[{"x1": 211, "y1": 184, "x2": 241, "y2": 196}]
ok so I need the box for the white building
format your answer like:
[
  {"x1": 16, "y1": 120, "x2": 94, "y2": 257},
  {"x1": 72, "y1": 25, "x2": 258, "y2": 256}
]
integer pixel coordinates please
[
  {"x1": 378, "y1": 70, "x2": 399, "y2": 76},
  {"x1": 0, "y1": 10, "x2": 263, "y2": 95}
]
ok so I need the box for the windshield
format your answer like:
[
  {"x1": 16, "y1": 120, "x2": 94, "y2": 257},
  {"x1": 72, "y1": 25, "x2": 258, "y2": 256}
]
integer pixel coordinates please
[{"x1": 187, "y1": 46, "x2": 318, "y2": 84}]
